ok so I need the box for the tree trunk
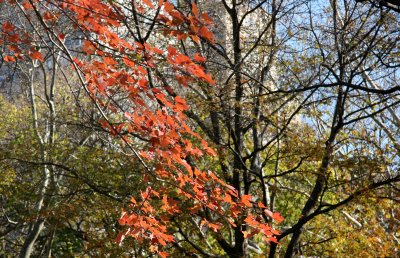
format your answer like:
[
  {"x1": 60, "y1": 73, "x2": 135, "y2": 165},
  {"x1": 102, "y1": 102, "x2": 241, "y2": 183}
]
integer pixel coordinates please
[{"x1": 19, "y1": 220, "x2": 45, "y2": 258}]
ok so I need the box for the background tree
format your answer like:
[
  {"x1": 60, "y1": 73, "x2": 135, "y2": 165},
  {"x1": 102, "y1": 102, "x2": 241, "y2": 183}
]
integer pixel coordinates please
[{"x1": 175, "y1": 0, "x2": 400, "y2": 256}]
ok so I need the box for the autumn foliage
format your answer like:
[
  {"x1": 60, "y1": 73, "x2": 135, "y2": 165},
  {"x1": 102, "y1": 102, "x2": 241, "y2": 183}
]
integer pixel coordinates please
[{"x1": 0, "y1": 0, "x2": 282, "y2": 256}]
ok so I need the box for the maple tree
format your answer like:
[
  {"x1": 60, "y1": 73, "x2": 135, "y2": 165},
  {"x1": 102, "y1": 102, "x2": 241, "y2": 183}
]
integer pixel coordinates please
[{"x1": 1, "y1": 0, "x2": 282, "y2": 257}]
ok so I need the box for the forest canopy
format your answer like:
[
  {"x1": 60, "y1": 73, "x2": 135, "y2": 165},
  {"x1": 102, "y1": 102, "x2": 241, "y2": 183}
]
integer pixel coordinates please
[{"x1": 0, "y1": 0, "x2": 399, "y2": 257}]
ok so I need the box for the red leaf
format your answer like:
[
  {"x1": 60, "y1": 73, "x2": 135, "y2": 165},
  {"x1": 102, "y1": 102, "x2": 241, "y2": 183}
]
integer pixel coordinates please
[
  {"x1": 115, "y1": 231, "x2": 126, "y2": 244},
  {"x1": 123, "y1": 57, "x2": 135, "y2": 67},
  {"x1": 167, "y1": 46, "x2": 177, "y2": 56},
  {"x1": 2, "y1": 21, "x2": 15, "y2": 33},
  {"x1": 194, "y1": 53, "x2": 206, "y2": 63},
  {"x1": 152, "y1": 47, "x2": 163, "y2": 55},
  {"x1": 199, "y1": 27, "x2": 214, "y2": 42},
  {"x1": 174, "y1": 95, "x2": 188, "y2": 111},
  {"x1": 43, "y1": 11, "x2": 56, "y2": 21},
  {"x1": 175, "y1": 54, "x2": 191, "y2": 65},
  {"x1": 164, "y1": 1, "x2": 174, "y2": 13},
  {"x1": 29, "y1": 50, "x2": 44, "y2": 62},
  {"x1": 176, "y1": 75, "x2": 188, "y2": 87},
  {"x1": 201, "y1": 13, "x2": 213, "y2": 25},
  {"x1": 4, "y1": 55, "x2": 15, "y2": 62},
  {"x1": 22, "y1": 1, "x2": 34, "y2": 10},
  {"x1": 83, "y1": 40, "x2": 96, "y2": 54},
  {"x1": 191, "y1": 2, "x2": 199, "y2": 16}
]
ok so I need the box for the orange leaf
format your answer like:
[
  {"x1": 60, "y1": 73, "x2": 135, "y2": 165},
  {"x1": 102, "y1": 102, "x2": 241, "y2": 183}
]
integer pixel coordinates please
[
  {"x1": 264, "y1": 209, "x2": 284, "y2": 223},
  {"x1": 29, "y1": 50, "x2": 44, "y2": 62},
  {"x1": 83, "y1": 40, "x2": 97, "y2": 54},
  {"x1": 164, "y1": 1, "x2": 174, "y2": 13},
  {"x1": 190, "y1": 35, "x2": 200, "y2": 44},
  {"x1": 241, "y1": 195, "x2": 253, "y2": 207},
  {"x1": 199, "y1": 26, "x2": 214, "y2": 42},
  {"x1": 191, "y1": 2, "x2": 199, "y2": 16},
  {"x1": 167, "y1": 46, "x2": 177, "y2": 55},
  {"x1": 123, "y1": 57, "x2": 135, "y2": 67},
  {"x1": 152, "y1": 47, "x2": 164, "y2": 55},
  {"x1": 43, "y1": 11, "x2": 56, "y2": 21},
  {"x1": 223, "y1": 193, "x2": 232, "y2": 204},
  {"x1": 201, "y1": 13, "x2": 213, "y2": 25},
  {"x1": 142, "y1": 0, "x2": 155, "y2": 8},
  {"x1": 272, "y1": 212, "x2": 284, "y2": 223},
  {"x1": 22, "y1": 1, "x2": 34, "y2": 10},
  {"x1": 103, "y1": 56, "x2": 117, "y2": 66},
  {"x1": 257, "y1": 202, "x2": 266, "y2": 208},
  {"x1": 244, "y1": 215, "x2": 258, "y2": 227},
  {"x1": 194, "y1": 53, "x2": 206, "y2": 63},
  {"x1": 4, "y1": 55, "x2": 15, "y2": 62},
  {"x1": 203, "y1": 73, "x2": 216, "y2": 85},
  {"x1": 209, "y1": 223, "x2": 222, "y2": 232},
  {"x1": 268, "y1": 237, "x2": 279, "y2": 243},
  {"x1": 175, "y1": 54, "x2": 190, "y2": 65},
  {"x1": 174, "y1": 95, "x2": 188, "y2": 111}
]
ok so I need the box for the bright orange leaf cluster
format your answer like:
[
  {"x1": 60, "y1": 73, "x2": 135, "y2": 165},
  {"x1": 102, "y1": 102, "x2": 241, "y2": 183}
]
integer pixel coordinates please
[{"x1": 1, "y1": 0, "x2": 283, "y2": 256}]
